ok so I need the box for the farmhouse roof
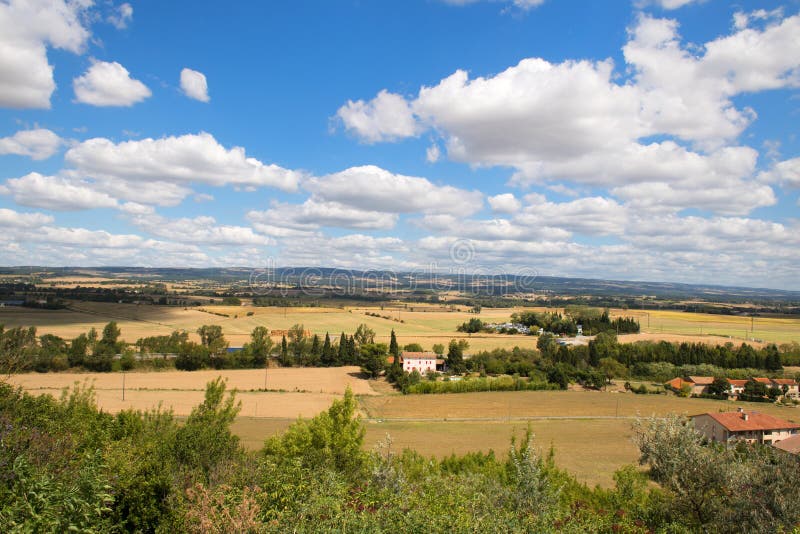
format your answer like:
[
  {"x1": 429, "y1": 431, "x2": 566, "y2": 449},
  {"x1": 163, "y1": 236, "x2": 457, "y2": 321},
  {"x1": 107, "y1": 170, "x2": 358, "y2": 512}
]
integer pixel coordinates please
[
  {"x1": 727, "y1": 379, "x2": 748, "y2": 387},
  {"x1": 665, "y1": 377, "x2": 687, "y2": 389},
  {"x1": 772, "y1": 378, "x2": 798, "y2": 386},
  {"x1": 693, "y1": 411, "x2": 800, "y2": 432},
  {"x1": 773, "y1": 434, "x2": 800, "y2": 455},
  {"x1": 687, "y1": 376, "x2": 714, "y2": 385},
  {"x1": 401, "y1": 351, "x2": 437, "y2": 359},
  {"x1": 753, "y1": 377, "x2": 773, "y2": 384}
]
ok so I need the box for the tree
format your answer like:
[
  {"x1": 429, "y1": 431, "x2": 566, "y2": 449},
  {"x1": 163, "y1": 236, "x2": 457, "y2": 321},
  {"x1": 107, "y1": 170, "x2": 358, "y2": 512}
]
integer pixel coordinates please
[
  {"x1": 537, "y1": 332, "x2": 558, "y2": 360},
  {"x1": 403, "y1": 343, "x2": 424, "y2": 353},
  {"x1": 306, "y1": 334, "x2": 322, "y2": 366},
  {"x1": 68, "y1": 333, "x2": 89, "y2": 368},
  {"x1": 353, "y1": 323, "x2": 375, "y2": 346},
  {"x1": 174, "y1": 377, "x2": 241, "y2": 481},
  {"x1": 447, "y1": 339, "x2": 467, "y2": 373},
  {"x1": 359, "y1": 343, "x2": 388, "y2": 379},
  {"x1": 337, "y1": 332, "x2": 347, "y2": 365},
  {"x1": 707, "y1": 376, "x2": 730, "y2": 397},
  {"x1": 389, "y1": 330, "x2": 399, "y2": 358},
  {"x1": 196, "y1": 325, "x2": 228, "y2": 358},
  {"x1": 432, "y1": 343, "x2": 445, "y2": 356},
  {"x1": 287, "y1": 324, "x2": 307, "y2": 363},
  {"x1": 321, "y1": 332, "x2": 335, "y2": 366},
  {"x1": 246, "y1": 326, "x2": 273, "y2": 366},
  {"x1": 279, "y1": 335, "x2": 290, "y2": 366},
  {"x1": 262, "y1": 387, "x2": 365, "y2": 475}
]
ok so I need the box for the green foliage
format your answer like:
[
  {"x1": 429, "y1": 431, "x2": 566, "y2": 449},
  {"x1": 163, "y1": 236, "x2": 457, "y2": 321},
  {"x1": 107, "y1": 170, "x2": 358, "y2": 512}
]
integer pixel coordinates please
[
  {"x1": 262, "y1": 388, "x2": 366, "y2": 476},
  {"x1": 359, "y1": 343, "x2": 388, "y2": 378},
  {"x1": 174, "y1": 377, "x2": 242, "y2": 480},
  {"x1": 402, "y1": 342, "x2": 424, "y2": 352},
  {"x1": 447, "y1": 338, "x2": 468, "y2": 373},
  {"x1": 407, "y1": 375, "x2": 559, "y2": 394}
]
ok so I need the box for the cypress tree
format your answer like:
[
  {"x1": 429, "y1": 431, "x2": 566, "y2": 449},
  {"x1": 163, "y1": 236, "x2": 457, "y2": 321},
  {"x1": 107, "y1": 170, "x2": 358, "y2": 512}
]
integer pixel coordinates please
[
  {"x1": 389, "y1": 329, "x2": 399, "y2": 357},
  {"x1": 280, "y1": 335, "x2": 289, "y2": 366},
  {"x1": 321, "y1": 332, "x2": 333, "y2": 366},
  {"x1": 337, "y1": 332, "x2": 347, "y2": 365}
]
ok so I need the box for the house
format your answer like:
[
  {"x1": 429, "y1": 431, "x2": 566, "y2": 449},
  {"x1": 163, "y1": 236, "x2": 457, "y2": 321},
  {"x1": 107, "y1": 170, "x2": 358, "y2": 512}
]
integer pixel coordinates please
[
  {"x1": 753, "y1": 377, "x2": 773, "y2": 387},
  {"x1": 686, "y1": 376, "x2": 714, "y2": 395},
  {"x1": 726, "y1": 379, "x2": 748, "y2": 397},
  {"x1": 691, "y1": 408, "x2": 800, "y2": 445},
  {"x1": 400, "y1": 351, "x2": 438, "y2": 374},
  {"x1": 665, "y1": 377, "x2": 689, "y2": 391},
  {"x1": 773, "y1": 434, "x2": 800, "y2": 455},
  {"x1": 771, "y1": 378, "x2": 799, "y2": 399}
]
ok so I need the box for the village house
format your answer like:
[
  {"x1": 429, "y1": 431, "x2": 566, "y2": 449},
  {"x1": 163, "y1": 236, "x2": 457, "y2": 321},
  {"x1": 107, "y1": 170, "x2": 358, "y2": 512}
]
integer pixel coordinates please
[
  {"x1": 726, "y1": 379, "x2": 747, "y2": 397},
  {"x1": 665, "y1": 376, "x2": 714, "y2": 395},
  {"x1": 771, "y1": 378, "x2": 799, "y2": 399},
  {"x1": 400, "y1": 351, "x2": 440, "y2": 374},
  {"x1": 691, "y1": 408, "x2": 800, "y2": 445}
]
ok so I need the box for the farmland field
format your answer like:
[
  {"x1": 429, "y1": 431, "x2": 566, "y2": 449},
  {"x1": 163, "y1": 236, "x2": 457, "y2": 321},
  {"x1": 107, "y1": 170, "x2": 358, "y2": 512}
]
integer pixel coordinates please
[{"x1": 2, "y1": 301, "x2": 798, "y2": 352}]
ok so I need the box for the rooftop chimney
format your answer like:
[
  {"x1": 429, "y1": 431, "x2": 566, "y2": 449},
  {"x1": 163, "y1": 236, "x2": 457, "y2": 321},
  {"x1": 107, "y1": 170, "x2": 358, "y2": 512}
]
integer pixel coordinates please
[
  {"x1": 742, "y1": 413, "x2": 749, "y2": 421},
  {"x1": 737, "y1": 407, "x2": 744, "y2": 413}
]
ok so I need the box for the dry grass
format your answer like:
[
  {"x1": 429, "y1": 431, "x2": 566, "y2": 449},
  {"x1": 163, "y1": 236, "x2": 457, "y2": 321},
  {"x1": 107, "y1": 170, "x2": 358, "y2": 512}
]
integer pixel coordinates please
[
  {"x1": 230, "y1": 416, "x2": 639, "y2": 488},
  {"x1": 8, "y1": 367, "x2": 376, "y2": 417},
  {"x1": 7, "y1": 302, "x2": 794, "y2": 353},
  {"x1": 358, "y1": 389, "x2": 800, "y2": 421}
]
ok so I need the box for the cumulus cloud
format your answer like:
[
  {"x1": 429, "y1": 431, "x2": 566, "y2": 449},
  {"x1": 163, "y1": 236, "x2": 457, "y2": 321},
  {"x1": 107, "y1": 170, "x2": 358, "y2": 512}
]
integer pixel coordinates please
[
  {"x1": 65, "y1": 132, "x2": 303, "y2": 202},
  {"x1": 248, "y1": 199, "x2": 398, "y2": 234},
  {"x1": 73, "y1": 60, "x2": 151, "y2": 106},
  {"x1": 336, "y1": 90, "x2": 421, "y2": 143},
  {"x1": 127, "y1": 213, "x2": 273, "y2": 246},
  {"x1": 306, "y1": 165, "x2": 483, "y2": 216},
  {"x1": 487, "y1": 193, "x2": 521, "y2": 214},
  {"x1": 336, "y1": 12, "x2": 800, "y2": 217},
  {"x1": 0, "y1": 207, "x2": 53, "y2": 228},
  {"x1": 758, "y1": 157, "x2": 800, "y2": 189},
  {"x1": 180, "y1": 68, "x2": 209, "y2": 102},
  {"x1": 107, "y1": 2, "x2": 133, "y2": 29},
  {"x1": 0, "y1": 128, "x2": 62, "y2": 159},
  {"x1": 0, "y1": 0, "x2": 91, "y2": 108},
  {"x1": 1, "y1": 172, "x2": 119, "y2": 211}
]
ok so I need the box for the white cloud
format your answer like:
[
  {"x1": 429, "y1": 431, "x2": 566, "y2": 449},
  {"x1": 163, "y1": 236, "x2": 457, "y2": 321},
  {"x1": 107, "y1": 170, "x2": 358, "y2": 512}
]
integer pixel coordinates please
[
  {"x1": 0, "y1": 0, "x2": 91, "y2": 108},
  {"x1": 1, "y1": 172, "x2": 118, "y2": 211},
  {"x1": 336, "y1": 90, "x2": 421, "y2": 143},
  {"x1": 180, "y1": 68, "x2": 209, "y2": 102},
  {"x1": 65, "y1": 132, "x2": 303, "y2": 204},
  {"x1": 127, "y1": 213, "x2": 273, "y2": 246},
  {"x1": 107, "y1": 3, "x2": 133, "y2": 29},
  {"x1": 73, "y1": 60, "x2": 151, "y2": 107},
  {"x1": 426, "y1": 144, "x2": 440, "y2": 163},
  {"x1": 0, "y1": 128, "x2": 62, "y2": 159},
  {"x1": 336, "y1": 13, "x2": 800, "y2": 217},
  {"x1": 248, "y1": 199, "x2": 398, "y2": 234},
  {"x1": 638, "y1": 0, "x2": 703, "y2": 9},
  {"x1": 0, "y1": 207, "x2": 53, "y2": 228},
  {"x1": 487, "y1": 193, "x2": 521, "y2": 214},
  {"x1": 758, "y1": 157, "x2": 800, "y2": 189},
  {"x1": 306, "y1": 165, "x2": 483, "y2": 216},
  {"x1": 516, "y1": 195, "x2": 628, "y2": 235}
]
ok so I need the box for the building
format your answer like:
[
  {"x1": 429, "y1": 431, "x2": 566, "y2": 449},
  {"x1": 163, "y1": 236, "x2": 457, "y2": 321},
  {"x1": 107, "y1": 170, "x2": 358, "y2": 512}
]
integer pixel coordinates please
[
  {"x1": 685, "y1": 376, "x2": 714, "y2": 395},
  {"x1": 400, "y1": 351, "x2": 439, "y2": 374},
  {"x1": 665, "y1": 376, "x2": 714, "y2": 395},
  {"x1": 773, "y1": 433, "x2": 800, "y2": 455},
  {"x1": 771, "y1": 378, "x2": 799, "y2": 399},
  {"x1": 691, "y1": 409, "x2": 800, "y2": 445},
  {"x1": 726, "y1": 379, "x2": 748, "y2": 397}
]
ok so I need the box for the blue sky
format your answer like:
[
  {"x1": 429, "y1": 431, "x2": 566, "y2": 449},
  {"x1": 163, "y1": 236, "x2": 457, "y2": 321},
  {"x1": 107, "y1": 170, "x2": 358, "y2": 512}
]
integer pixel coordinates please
[{"x1": 0, "y1": 0, "x2": 799, "y2": 289}]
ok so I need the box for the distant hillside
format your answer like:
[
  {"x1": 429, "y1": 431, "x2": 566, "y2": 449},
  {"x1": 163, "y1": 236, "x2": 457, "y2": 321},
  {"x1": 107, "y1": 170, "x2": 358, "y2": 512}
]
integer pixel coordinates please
[{"x1": 2, "y1": 266, "x2": 799, "y2": 304}]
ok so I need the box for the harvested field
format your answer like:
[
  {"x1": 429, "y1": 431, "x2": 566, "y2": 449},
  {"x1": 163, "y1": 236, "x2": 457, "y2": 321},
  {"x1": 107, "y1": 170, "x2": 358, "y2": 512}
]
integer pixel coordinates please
[
  {"x1": 231, "y1": 416, "x2": 639, "y2": 488},
  {"x1": 359, "y1": 389, "x2": 800, "y2": 421},
  {"x1": 8, "y1": 367, "x2": 376, "y2": 417}
]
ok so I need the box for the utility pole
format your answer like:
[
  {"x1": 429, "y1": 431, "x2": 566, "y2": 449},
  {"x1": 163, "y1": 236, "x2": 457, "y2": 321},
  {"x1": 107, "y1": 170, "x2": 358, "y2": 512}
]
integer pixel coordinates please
[
  {"x1": 264, "y1": 358, "x2": 268, "y2": 390},
  {"x1": 122, "y1": 371, "x2": 126, "y2": 401}
]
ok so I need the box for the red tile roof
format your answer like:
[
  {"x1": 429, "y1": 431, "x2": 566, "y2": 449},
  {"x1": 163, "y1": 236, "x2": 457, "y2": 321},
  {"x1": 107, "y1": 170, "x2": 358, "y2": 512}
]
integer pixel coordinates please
[
  {"x1": 753, "y1": 377, "x2": 773, "y2": 384},
  {"x1": 695, "y1": 411, "x2": 800, "y2": 432},
  {"x1": 665, "y1": 377, "x2": 687, "y2": 389},
  {"x1": 401, "y1": 351, "x2": 437, "y2": 359},
  {"x1": 727, "y1": 379, "x2": 747, "y2": 387},
  {"x1": 772, "y1": 378, "x2": 798, "y2": 386},
  {"x1": 687, "y1": 376, "x2": 714, "y2": 385},
  {"x1": 774, "y1": 434, "x2": 800, "y2": 454}
]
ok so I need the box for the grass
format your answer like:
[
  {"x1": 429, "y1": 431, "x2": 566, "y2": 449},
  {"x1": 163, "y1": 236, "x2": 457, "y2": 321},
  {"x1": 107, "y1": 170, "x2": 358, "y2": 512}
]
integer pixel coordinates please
[
  {"x1": 231, "y1": 416, "x2": 640, "y2": 488},
  {"x1": 358, "y1": 389, "x2": 800, "y2": 421}
]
